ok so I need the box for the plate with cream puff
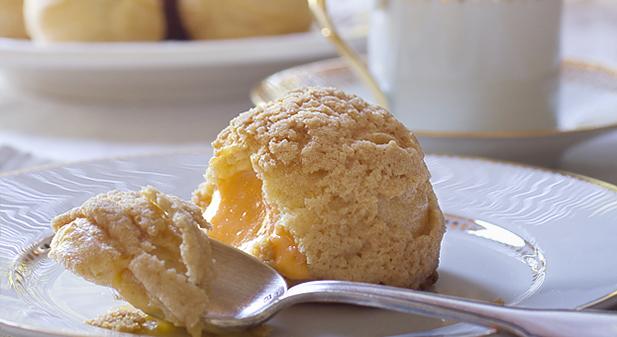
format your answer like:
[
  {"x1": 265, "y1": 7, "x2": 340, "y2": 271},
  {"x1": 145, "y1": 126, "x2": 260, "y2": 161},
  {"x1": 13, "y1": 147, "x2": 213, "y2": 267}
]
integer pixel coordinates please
[
  {"x1": 2, "y1": 88, "x2": 617, "y2": 337},
  {"x1": 0, "y1": 0, "x2": 367, "y2": 101}
]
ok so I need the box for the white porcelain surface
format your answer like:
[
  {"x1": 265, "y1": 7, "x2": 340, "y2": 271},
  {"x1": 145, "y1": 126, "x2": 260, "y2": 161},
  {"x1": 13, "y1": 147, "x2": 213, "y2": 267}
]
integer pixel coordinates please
[
  {"x1": 1, "y1": 151, "x2": 617, "y2": 337},
  {"x1": 368, "y1": 0, "x2": 562, "y2": 132}
]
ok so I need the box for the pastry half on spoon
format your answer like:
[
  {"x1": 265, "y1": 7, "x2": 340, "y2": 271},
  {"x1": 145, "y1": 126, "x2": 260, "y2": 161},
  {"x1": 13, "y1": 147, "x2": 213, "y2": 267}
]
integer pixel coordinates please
[{"x1": 49, "y1": 187, "x2": 213, "y2": 337}]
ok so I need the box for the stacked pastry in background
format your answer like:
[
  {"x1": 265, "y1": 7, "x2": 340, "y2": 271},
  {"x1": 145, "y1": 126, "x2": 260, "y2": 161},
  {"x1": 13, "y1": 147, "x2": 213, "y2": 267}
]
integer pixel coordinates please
[
  {"x1": 0, "y1": 0, "x2": 313, "y2": 42},
  {"x1": 24, "y1": 0, "x2": 167, "y2": 42},
  {"x1": 0, "y1": 0, "x2": 27, "y2": 38}
]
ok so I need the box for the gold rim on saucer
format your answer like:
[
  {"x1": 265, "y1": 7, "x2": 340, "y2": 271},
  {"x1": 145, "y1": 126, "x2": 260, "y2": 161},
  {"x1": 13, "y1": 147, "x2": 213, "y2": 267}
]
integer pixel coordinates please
[{"x1": 251, "y1": 58, "x2": 617, "y2": 139}]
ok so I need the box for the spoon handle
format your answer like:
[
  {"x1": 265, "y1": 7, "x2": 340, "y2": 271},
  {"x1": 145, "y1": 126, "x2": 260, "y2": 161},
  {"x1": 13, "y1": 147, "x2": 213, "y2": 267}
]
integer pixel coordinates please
[{"x1": 282, "y1": 280, "x2": 617, "y2": 337}]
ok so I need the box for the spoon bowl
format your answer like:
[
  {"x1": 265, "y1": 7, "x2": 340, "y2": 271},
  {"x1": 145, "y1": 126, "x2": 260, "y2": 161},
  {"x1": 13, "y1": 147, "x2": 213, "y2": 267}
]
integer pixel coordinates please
[{"x1": 204, "y1": 240, "x2": 287, "y2": 327}]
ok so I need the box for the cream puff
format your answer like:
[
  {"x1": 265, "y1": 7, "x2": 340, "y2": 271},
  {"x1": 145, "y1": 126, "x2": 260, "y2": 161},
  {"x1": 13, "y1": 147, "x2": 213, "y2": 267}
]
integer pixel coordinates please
[
  {"x1": 194, "y1": 87, "x2": 445, "y2": 288},
  {"x1": 24, "y1": 0, "x2": 166, "y2": 42},
  {"x1": 0, "y1": 0, "x2": 28, "y2": 39},
  {"x1": 178, "y1": 0, "x2": 312, "y2": 40}
]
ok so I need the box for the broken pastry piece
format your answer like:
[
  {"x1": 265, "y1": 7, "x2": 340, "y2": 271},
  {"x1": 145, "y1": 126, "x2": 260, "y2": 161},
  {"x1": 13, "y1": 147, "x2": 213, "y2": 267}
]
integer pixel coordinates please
[
  {"x1": 194, "y1": 87, "x2": 445, "y2": 289},
  {"x1": 49, "y1": 186, "x2": 213, "y2": 337},
  {"x1": 86, "y1": 306, "x2": 175, "y2": 334}
]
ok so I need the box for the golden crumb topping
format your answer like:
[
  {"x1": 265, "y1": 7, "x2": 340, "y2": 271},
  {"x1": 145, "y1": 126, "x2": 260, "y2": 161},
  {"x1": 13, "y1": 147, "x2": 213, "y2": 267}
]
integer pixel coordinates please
[{"x1": 87, "y1": 307, "x2": 150, "y2": 333}]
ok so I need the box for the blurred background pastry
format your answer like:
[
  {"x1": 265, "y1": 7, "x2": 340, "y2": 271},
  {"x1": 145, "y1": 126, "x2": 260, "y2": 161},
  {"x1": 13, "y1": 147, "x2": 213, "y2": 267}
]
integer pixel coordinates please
[
  {"x1": 24, "y1": 0, "x2": 166, "y2": 42},
  {"x1": 179, "y1": 0, "x2": 312, "y2": 40},
  {"x1": 0, "y1": 0, "x2": 28, "y2": 39}
]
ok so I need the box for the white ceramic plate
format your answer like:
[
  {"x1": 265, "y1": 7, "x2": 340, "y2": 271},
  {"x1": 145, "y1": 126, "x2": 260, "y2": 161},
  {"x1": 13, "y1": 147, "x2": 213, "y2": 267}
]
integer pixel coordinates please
[
  {"x1": 0, "y1": 2, "x2": 368, "y2": 102},
  {"x1": 1, "y1": 151, "x2": 617, "y2": 337},
  {"x1": 252, "y1": 59, "x2": 617, "y2": 167}
]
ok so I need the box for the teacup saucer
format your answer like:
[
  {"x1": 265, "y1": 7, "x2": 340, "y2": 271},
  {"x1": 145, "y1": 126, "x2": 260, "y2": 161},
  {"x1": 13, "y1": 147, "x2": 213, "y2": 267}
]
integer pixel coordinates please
[{"x1": 252, "y1": 58, "x2": 617, "y2": 167}]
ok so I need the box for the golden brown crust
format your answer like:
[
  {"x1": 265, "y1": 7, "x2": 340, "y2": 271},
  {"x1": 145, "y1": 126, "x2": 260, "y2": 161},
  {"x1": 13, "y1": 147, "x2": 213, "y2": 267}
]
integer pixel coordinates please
[
  {"x1": 24, "y1": 0, "x2": 166, "y2": 42},
  {"x1": 87, "y1": 307, "x2": 149, "y2": 333},
  {"x1": 50, "y1": 187, "x2": 212, "y2": 336},
  {"x1": 195, "y1": 87, "x2": 445, "y2": 288},
  {"x1": 178, "y1": 0, "x2": 312, "y2": 40},
  {"x1": 0, "y1": 0, "x2": 28, "y2": 39}
]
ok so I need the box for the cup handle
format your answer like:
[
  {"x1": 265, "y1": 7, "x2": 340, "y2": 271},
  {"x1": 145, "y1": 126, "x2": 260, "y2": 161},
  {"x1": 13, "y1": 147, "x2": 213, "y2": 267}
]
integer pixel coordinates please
[{"x1": 308, "y1": 0, "x2": 390, "y2": 109}]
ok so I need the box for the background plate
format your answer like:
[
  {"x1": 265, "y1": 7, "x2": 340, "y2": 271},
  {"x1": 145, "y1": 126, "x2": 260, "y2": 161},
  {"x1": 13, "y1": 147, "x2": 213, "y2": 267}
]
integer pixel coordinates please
[{"x1": 0, "y1": 1, "x2": 369, "y2": 101}]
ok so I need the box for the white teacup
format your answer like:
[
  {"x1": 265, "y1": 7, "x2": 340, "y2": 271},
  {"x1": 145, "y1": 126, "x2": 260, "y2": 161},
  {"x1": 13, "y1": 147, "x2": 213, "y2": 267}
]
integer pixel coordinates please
[{"x1": 310, "y1": 0, "x2": 563, "y2": 132}]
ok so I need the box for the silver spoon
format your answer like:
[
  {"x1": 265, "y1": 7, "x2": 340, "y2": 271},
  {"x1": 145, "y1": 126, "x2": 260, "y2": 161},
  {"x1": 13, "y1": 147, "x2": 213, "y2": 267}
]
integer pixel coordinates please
[{"x1": 203, "y1": 240, "x2": 617, "y2": 337}]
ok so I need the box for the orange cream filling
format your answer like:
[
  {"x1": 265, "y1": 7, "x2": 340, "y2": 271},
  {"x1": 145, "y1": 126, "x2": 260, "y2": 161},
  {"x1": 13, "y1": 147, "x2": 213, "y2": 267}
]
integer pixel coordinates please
[
  {"x1": 207, "y1": 170, "x2": 264, "y2": 247},
  {"x1": 206, "y1": 170, "x2": 310, "y2": 279},
  {"x1": 270, "y1": 227, "x2": 310, "y2": 280}
]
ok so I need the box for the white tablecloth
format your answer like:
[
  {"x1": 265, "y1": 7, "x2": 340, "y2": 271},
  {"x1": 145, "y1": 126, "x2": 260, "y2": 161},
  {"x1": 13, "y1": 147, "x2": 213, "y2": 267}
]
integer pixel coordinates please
[{"x1": 1, "y1": 0, "x2": 616, "y2": 183}]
